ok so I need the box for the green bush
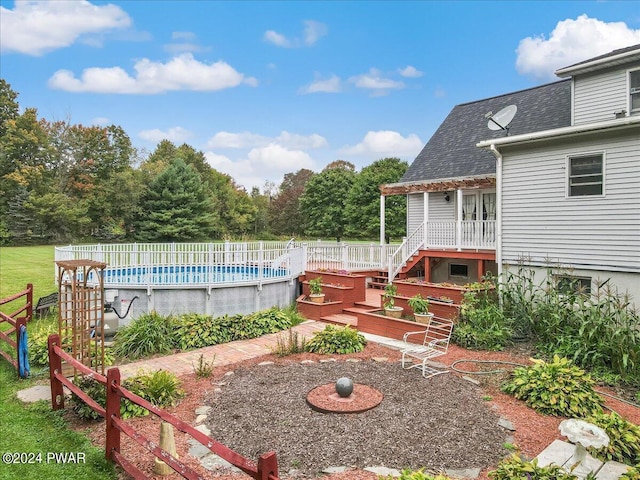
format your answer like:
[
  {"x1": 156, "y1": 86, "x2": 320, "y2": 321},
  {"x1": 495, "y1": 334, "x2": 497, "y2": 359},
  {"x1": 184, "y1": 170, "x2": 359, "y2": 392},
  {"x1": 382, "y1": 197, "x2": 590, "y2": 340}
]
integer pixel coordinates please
[
  {"x1": 174, "y1": 313, "x2": 232, "y2": 350},
  {"x1": 70, "y1": 370, "x2": 184, "y2": 421},
  {"x1": 620, "y1": 465, "x2": 640, "y2": 480},
  {"x1": 500, "y1": 265, "x2": 640, "y2": 382},
  {"x1": 305, "y1": 324, "x2": 366, "y2": 354},
  {"x1": 28, "y1": 320, "x2": 57, "y2": 367},
  {"x1": 488, "y1": 453, "x2": 578, "y2": 480},
  {"x1": 501, "y1": 355, "x2": 604, "y2": 417},
  {"x1": 112, "y1": 312, "x2": 176, "y2": 360},
  {"x1": 587, "y1": 412, "x2": 640, "y2": 465},
  {"x1": 380, "y1": 469, "x2": 454, "y2": 480},
  {"x1": 453, "y1": 288, "x2": 512, "y2": 351}
]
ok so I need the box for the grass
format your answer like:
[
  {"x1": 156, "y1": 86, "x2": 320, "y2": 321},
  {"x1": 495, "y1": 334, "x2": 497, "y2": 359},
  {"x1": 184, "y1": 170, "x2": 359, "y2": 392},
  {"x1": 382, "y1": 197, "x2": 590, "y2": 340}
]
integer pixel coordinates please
[
  {"x1": 0, "y1": 246, "x2": 115, "y2": 480},
  {"x1": 0, "y1": 362, "x2": 116, "y2": 480}
]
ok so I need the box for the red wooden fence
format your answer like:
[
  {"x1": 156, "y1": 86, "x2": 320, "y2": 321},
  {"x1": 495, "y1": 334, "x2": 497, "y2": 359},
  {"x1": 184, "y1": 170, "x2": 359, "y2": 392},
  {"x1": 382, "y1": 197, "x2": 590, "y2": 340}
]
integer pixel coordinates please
[
  {"x1": 48, "y1": 334, "x2": 279, "y2": 480},
  {"x1": 0, "y1": 284, "x2": 33, "y2": 376}
]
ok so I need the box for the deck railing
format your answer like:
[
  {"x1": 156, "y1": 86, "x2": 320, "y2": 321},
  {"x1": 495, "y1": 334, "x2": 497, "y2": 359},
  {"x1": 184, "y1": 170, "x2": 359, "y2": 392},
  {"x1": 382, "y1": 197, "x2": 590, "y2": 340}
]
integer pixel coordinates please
[{"x1": 55, "y1": 230, "x2": 495, "y2": 287}]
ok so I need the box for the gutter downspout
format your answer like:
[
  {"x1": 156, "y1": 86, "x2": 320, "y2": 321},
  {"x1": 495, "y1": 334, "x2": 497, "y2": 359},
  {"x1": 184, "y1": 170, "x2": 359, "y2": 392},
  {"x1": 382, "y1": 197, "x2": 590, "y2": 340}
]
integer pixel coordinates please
[{"x1": 489, "y1": 144, "x2": 503, "y2": 282}]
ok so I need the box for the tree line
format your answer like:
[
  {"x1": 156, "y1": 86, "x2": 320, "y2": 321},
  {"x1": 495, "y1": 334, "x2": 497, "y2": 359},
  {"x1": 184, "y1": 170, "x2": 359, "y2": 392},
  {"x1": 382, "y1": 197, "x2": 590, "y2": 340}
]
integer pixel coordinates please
[{"x1": 0, "y1": 79, "x2": 408, "y2": 245}]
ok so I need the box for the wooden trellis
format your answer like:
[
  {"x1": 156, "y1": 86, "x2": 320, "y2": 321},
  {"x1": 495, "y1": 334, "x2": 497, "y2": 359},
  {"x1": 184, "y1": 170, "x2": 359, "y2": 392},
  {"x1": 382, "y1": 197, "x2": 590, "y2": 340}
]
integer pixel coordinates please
[{"x1": 56, "y1": 259, "x2": 106, "y2": 376}]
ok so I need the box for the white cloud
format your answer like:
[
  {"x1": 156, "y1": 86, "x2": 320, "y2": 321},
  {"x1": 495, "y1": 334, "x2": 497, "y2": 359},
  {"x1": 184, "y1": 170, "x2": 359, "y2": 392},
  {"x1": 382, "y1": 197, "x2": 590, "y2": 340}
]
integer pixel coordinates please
[
  {"x1": 303, "y1": 20, "x2": 328, "y2": 46},
  {"x1": 205, "y1": 145, "x2": 315, "y2": 190},
  {"x1": 299, "y1": 74, "x2": 342, "y2": 94},
  {"x1": 341, "y1": 130, "x2": 423, "y2": 157},
  {"x1": 207, "y1": 131, "x2": 327, "y2": 150},
  {"x1": 398, "y1": 66, "x2": 423, "y2": 78},
  {"x1": 0, "y1": 0, "x2": 131, "y2": 56},
  {"x1": 516, "y1": 15, "x2": 640, "y2": 80},
  {"x1": 47, "y1": 53, "x2": 257, "y2": 94},
  {"x1": 139, "y1": 127, "x2": 193, "y2": 144},
  {"x1": 264, "y1": 20, "x2": 327, "y2": 48},
  {"x1": 349, "y1": 69, "x2": 405, "y2": 96}
]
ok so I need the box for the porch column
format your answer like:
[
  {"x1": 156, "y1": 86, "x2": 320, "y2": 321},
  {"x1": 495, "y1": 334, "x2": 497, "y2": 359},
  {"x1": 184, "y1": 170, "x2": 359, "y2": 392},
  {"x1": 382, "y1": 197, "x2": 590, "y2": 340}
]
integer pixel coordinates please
[
  {"x1": 456, "y1": 189, "x2": 463, "y2": 251},
  {"x1": 423, "y1": 191, "x2": 429, "y2": 247},
  {"x1": 477, "y1": 259, "x2": 485, "y2": 280},
  {"x1": 380, "y1": 194, "x2": 386, "y2": 244},
  {"x1": 424, "y1": 256, "x2": 431, "y2": 282}
]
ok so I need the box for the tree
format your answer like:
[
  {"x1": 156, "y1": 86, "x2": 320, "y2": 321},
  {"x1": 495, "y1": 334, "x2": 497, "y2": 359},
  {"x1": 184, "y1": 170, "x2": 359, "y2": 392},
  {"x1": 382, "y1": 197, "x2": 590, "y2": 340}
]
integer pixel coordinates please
[
  {"x1": 345, "y1": 157, "x2": 408, "y2": 240},
  {"x1": 268, "y1": 169, "x2": 314, "y2": 236},
  {"x1": 134, "y1": 158, "x2": 218, "y2": 241},
  {"x1": 299, "y1": 162, "x2": 355, "y2": 242},
  {"x1": 0, "y1": 79, "x2": 19, "y2": 139}
]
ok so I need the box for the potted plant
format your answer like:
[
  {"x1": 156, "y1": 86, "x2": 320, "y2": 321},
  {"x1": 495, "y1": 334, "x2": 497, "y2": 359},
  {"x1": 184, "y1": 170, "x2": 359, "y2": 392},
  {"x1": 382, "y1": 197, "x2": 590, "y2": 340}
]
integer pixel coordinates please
[
  {"x1": 408, "y1": 294, "x2": 433, "y2": 325},
  {"x1": 308, "y1": 276, "x2": 325, "y2": 304},
  {"x1": 382, "y1": 283, "x2": 403, "y2": 318}
]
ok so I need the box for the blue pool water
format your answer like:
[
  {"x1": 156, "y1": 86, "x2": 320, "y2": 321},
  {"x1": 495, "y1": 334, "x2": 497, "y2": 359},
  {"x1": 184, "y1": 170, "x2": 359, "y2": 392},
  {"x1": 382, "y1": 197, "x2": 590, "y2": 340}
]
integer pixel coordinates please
[{"x1": 95, "y1": 264, "x2": 288, "y2": 286}]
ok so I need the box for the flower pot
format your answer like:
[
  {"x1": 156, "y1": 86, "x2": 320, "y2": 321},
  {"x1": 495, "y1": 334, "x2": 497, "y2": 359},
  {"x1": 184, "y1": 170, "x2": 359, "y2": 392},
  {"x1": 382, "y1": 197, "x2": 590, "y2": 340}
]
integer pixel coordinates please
[
  {"x1": 309, "y1": 293, "x2": 325, "y2": 304},
  {"x1": 414, "y1": 312, "x2": 434, "y2": 325},
  {"x1": 384, "y1": 306, "x2": 403, "y2": 318}
]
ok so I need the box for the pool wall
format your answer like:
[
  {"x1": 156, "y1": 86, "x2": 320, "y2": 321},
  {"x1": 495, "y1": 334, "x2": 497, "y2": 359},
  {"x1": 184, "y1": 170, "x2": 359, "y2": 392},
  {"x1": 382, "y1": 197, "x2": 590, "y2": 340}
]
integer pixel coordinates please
[{"x1": 107, "y1": 280, "x2": 299, "y2": 326}]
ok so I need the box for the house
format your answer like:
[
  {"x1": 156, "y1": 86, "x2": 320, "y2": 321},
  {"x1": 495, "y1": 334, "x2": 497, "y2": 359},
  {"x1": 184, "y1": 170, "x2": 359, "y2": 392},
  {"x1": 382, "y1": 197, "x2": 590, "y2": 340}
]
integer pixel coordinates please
[{"x1": 382, "y1": 44, "x2": 639, "y2": 298}]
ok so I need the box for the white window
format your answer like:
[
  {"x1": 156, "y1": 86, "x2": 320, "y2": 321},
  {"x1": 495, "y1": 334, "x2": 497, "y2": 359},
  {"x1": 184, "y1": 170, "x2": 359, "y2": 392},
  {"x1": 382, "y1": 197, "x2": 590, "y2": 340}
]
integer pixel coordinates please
[
  {"x1": 555, "y1": 275, "x2": 591, "y2": 296},
  {"x1": 568, "y1": 154, "x2": 604, "y2": 197},
  {"x1": 630, "y1": 69, "x2": 640, "y2": 113}
]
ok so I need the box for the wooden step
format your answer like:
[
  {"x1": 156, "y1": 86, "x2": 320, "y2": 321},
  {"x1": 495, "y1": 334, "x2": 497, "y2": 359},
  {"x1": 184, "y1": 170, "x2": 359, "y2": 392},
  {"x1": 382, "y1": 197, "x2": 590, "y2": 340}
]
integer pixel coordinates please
[{"x1": 321, "y1": 313, "x2": 358, "y2": 327}]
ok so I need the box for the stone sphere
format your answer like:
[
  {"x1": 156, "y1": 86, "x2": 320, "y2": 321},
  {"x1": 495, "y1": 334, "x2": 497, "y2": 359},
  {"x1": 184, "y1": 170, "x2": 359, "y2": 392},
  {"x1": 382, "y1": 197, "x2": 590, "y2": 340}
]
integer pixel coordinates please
[{"x1": 335, "y1": 377, "x2": 354, "y2": 398}]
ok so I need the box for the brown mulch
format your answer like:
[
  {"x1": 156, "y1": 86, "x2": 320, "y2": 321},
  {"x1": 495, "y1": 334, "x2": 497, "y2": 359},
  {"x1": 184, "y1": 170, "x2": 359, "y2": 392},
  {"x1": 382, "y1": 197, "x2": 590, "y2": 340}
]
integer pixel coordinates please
[{"x1": 73, "y1": 342, "x2": 640, "y2": 480}]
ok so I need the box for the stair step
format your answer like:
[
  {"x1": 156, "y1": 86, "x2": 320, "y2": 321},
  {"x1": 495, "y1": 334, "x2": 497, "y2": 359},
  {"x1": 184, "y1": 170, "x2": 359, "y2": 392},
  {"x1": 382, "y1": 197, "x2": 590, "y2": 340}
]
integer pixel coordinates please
[{"x1": 321, "y1": 314, "x2": 358, "y2": 327}]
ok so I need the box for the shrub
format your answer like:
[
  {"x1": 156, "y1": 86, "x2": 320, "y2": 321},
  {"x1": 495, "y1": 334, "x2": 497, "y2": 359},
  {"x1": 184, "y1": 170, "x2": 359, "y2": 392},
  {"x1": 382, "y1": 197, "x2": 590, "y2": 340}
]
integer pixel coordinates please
[
  {"x1": 28, "y1": 320, "x2": 57, "y2": 367},
  {"x1": 453, "y1": 289, "x2": 512, "y2": 351},
  {"x1": 70, "y1": 370, "x2": 184, "y2": 421},
  {"x1": 620, "y1": 465, "x2": 640, "y2": 480},
  {"x1": 587, "y1": 412, "x2": 640, "y2": 465},
  {"x1": 235, "y1": 307, "x2": 292, "y2": 339},
  {"x1": 380, "y1": 469, "x2": 454, "y2": 480},
  {"x1": 126, "y1": 369, "x2": 184, "y2": 409},
  {"x1": 112, "y1": 311, "x2": 176, "y2": 360},
  {"x1": 192, "y1": 354, "x2": 216, "y2": 378},
  {"x1": 174, "y1": 313, "x2": 232, "y2": 350},
  {"x1": 488, "y1": 453, "x2": 578, "y2": 480},
  {"x1": 305, "y1": 324, "x2": 366, "y2": 354},
  {"x1": 272, "y1": 328, "x2": 306, "y2": 356},
  {"x1": 501, "y1": 355, "x2": 604, "y2": 417}
]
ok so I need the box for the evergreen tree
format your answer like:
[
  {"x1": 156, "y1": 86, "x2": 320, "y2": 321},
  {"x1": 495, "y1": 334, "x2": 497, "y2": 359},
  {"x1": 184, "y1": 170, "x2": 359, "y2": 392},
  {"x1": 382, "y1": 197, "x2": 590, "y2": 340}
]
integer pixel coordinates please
[
  {"x1": 134, "y1": 158, "x2": 218, "y2": 241},
  {"x1": 345, "y1": 157, "x2": 408, "y2": 240}
]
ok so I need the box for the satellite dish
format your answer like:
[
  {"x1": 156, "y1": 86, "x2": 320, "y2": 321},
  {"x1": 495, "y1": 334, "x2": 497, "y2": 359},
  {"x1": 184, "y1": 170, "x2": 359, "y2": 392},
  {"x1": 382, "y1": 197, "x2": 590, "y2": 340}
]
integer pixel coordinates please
[{"x1": 485, "y1": 105, "x2": 517, "y2": 134}]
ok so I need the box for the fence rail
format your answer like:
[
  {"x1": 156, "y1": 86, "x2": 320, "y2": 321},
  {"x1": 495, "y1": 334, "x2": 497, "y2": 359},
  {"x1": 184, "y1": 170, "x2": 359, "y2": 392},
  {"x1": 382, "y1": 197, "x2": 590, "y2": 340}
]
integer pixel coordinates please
[
  {"x1": 47, "y1": 333, "x2": 279, "y2": 480},
  {"x1": 0, "y1": 284, "x2": 32, "y2": 377}
]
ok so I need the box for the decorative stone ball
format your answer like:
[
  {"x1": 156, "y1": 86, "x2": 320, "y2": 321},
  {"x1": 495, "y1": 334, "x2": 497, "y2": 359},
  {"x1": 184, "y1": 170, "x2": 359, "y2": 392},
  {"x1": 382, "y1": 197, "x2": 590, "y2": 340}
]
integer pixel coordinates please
[{"x1": 335, "y1": 377, "x2": 354, "y2": 398}]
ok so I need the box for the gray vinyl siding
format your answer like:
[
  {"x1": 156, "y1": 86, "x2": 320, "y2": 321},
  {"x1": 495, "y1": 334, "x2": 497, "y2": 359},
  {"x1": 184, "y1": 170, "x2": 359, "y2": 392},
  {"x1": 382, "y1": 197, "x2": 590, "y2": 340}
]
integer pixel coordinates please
[
  {"x1": 407, "y1": 192, "x2": 456, "y2": 234},
  {"x1": 501, "y1": 129, "x2": 640, "y2": 273},
  {"x1": 407, "y1": 193, "x2": 424, "y2": 234},
  {"x1": 573, "y1": 66, "x2": 634, "y2": 125}
]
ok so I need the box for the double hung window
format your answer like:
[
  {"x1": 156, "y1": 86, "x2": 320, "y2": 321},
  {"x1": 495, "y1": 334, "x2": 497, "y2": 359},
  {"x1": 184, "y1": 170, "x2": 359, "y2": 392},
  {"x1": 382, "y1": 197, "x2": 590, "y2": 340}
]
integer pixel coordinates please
[{"x1": 568, "y1": 154, "x2": 604, "y2": 197}]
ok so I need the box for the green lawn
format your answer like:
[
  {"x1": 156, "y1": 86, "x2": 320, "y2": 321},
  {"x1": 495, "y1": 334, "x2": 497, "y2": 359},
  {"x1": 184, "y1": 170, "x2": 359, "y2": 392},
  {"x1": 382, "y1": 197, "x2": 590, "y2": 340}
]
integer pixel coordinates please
[{"x1": 0, "y1": 246, "x2": 116, "y2": 480}]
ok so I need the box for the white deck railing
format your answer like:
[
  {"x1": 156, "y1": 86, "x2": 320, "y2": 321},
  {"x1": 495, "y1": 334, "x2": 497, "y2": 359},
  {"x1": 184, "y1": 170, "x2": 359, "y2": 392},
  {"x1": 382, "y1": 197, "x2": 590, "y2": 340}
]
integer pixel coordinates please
[{"x1": 55, "y1": 226, "x2": 495, "y2": 287}]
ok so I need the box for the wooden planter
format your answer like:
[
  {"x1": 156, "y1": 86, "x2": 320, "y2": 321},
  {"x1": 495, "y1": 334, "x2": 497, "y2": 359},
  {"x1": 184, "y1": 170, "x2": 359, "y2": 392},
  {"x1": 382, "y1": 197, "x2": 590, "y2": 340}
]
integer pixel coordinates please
[
  {"x1": 305, "y1": 271, "x2": 367, "y2": 303},
  {"x1": 295, "y1": 295, "x2": 344, "y2": 321},
  {"x1": 354, "y1": 310, "x2": 424, "y2": 341}
]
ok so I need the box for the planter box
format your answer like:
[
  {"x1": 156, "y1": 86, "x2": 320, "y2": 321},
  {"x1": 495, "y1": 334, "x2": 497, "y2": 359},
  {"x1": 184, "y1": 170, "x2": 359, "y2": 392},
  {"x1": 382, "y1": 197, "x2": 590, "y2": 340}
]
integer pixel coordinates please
[
  {"x1": 392, "y1": 295, "x2": 461, "y2": 322},
  {"x1": 354, "y1": 309, "x2": 425, "y2": 342},
  {"x1": 394, "y1": 279, "x2": 493, "y2": 305},
  {"x1": 296, "y1": 295, "x2": 344, "y2": 321},
  {"x1": 305, "y1": 271, "x2": 367, "y2": 302}
]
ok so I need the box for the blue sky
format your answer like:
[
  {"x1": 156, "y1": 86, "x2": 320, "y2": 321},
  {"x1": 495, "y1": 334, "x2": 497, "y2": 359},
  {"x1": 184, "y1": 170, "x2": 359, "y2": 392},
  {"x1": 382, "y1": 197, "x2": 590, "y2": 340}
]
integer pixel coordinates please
[{"x1": 1, "y1": 1, "x2": 639, "y2": 191}]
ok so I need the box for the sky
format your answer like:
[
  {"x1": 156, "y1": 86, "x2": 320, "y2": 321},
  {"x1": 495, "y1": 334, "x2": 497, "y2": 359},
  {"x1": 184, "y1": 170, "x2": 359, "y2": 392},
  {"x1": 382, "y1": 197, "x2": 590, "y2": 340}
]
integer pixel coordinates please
[{"x1": 1, "y1": 1, "x2": 640, "y2": 192}]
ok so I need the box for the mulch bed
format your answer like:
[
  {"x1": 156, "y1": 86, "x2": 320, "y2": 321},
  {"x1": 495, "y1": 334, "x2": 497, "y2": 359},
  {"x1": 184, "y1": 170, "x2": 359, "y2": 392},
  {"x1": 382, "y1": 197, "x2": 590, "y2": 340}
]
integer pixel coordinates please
[{"x1": 71, "y1": 342, "x2": 639, "y2": 480}]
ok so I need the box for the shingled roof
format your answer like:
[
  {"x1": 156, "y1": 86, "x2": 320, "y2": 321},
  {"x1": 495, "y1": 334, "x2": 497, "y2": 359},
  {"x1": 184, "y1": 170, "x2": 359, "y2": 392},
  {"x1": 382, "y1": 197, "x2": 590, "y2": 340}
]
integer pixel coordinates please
[{"x1": 399, "y1": 79, "x2": 571, "y2": 185}]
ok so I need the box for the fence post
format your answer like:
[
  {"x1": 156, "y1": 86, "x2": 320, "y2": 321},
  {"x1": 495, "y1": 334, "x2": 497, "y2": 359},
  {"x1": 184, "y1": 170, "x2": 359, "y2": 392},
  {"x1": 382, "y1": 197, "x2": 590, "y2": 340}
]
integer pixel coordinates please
[
  {"x1": 48, "y1": 334, "x2": 64, "y2": 410},
  {"x1": 105, "y1": 368, "x2": 122, "y2": 461},
  {"x1": 26, "y1": 283, "x2": 33, "y2": 322},
  {"x1": 257, "y1": 451, "x2": 279, "y2": 480}
]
